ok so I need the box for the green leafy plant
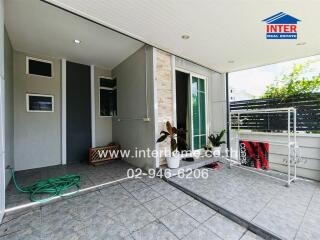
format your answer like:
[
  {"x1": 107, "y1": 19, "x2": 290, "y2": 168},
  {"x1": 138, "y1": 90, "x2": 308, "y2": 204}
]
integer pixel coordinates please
[
  {"x1": 157, "y1": 121, "x2": 186, "y2": 152},
  {"x1": 208, "y1": 130, "x2": 226, "y2": 147},
  {"x1": 262, "y1": 62, "x2": 320, "y2": 100}
]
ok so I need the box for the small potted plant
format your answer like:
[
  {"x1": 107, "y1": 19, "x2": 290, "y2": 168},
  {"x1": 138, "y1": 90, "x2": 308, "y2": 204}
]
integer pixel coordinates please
[
  {"x1": 208, "y1": 130, "x2": 225, "y2": 156},
  {"x1": 157, "y1": 121, "x2": 186, "y2": 168}
]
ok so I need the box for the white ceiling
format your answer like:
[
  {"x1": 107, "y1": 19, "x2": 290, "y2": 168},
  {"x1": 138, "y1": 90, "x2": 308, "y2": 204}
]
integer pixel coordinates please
[
  {"x1": 43, "y1": 0, "x2": 320, "y2": 73},
  {"x1": 5, "y1": 0, "x2": 143, "y2": 70}
]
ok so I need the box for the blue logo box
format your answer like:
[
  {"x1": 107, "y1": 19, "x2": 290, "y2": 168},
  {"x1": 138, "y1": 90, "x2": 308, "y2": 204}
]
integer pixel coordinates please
[{"x1": 266, "y1": 33, "x2": 297, "y2": 39}]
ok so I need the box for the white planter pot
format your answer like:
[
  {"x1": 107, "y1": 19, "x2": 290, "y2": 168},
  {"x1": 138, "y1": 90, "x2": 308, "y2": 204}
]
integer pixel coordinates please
[
  {"x1": 167, "y1": 155, "x2": 180, "y2": 168},
  {"x1": 212, "y1": 147, "x2": 221, "y2": 157}
]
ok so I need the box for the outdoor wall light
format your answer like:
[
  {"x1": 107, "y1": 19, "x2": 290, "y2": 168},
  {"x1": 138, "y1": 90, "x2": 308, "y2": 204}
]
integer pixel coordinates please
[{"x1": 74, "y1": 39, "x2": 81, "y2": 44}]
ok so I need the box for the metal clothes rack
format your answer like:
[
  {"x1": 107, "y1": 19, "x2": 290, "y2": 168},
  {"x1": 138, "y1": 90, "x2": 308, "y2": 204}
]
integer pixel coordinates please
[{"x1": 229, "y1": 107, "x2": 298, "y2": 187}]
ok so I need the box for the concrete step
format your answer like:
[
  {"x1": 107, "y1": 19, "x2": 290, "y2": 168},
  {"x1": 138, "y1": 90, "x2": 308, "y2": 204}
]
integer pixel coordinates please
[{"x1": 160, "y1": 156, "x2": 220, "y2": 177}]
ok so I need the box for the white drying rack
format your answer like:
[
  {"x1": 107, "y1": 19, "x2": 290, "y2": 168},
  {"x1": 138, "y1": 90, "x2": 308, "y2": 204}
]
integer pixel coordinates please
[{"x1": 229, "y1": 107, "x2": 298, "y2": 186}]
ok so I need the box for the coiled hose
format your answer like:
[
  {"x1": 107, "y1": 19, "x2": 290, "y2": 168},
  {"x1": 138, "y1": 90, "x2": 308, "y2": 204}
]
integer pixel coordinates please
[{"x1": 11, "y1": 168, "x2": 81, "y2": 203}]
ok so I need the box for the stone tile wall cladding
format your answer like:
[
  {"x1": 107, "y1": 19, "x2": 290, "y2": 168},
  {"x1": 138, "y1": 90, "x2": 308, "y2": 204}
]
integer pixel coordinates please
[{"x1": 155, "y1": 50, "x2": 173, "y2": 166}]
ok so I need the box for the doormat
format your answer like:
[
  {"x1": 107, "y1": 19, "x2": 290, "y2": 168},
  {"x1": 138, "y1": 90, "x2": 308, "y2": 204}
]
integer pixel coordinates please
[
  {"x1": 205, "y1": 162, "x2": 221, "y2": 170},
  {"x1": 239, "y1": 140, "x2": 269, "y2": 170}
]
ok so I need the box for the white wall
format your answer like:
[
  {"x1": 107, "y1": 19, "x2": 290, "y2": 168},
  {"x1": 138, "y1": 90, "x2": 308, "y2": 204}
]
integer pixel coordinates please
[
  {"x1": 230, "y1": 131, "x2": 320, "y2": 181},
  {"x1": 94, "y1": 66, "x2": 112, "y2": 147},
  {"x1": 208, "y1": 73, "x2": 227, "y2": 135}
]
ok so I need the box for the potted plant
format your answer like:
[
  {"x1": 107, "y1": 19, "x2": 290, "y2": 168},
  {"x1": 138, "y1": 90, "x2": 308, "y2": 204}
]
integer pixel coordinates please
[
  {"x1": 204, "y1": 144, "x2": 213, "y2": 157},
  {"x1": 208, "y1": 130, "x2": 226, "y2": 156},
  {"x1": 157, "y1": 121, "x2": 186, "y2": 168}
]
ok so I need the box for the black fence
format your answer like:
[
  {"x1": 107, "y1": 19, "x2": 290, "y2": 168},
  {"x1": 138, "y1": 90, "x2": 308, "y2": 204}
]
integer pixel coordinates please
[{"x1": 230, "y1": 93, "x2": 320, "y2": 132}]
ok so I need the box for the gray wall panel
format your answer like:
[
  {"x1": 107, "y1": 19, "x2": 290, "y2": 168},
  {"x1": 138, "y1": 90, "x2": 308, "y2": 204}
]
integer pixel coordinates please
[
  {"x1": 13, "y1": 51, "x2": 61, "y2": 170},
  {"x1": 4, "y1": 27, "x2": 13, "y2": 186},
  {"x1": 112, "y1": 46, "x2": 156, "y2": 170}
]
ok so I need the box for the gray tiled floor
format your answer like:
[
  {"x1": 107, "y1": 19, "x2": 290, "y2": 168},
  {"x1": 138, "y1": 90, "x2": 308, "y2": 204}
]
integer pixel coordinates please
[
  {"x1": 160, "y1": 208, "x2": 199, "y2": 239},
  {"x1": 204, "y1": 214, "x2": 246, "y2": 240},
  {"x1": 169, "y1": 163, "x2": 320, "y2": 240},
  {"x1": 5, "y1": 160, "x2": 133, "y2": 209},
  {"x1": 1, "y1": 172, "x2": 260, "y2": 240}
]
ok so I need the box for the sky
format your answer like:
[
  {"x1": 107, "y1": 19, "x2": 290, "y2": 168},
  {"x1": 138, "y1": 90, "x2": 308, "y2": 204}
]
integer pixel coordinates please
[{"x1": 229, "y1": 55, "x2": 320, "y2": 98}]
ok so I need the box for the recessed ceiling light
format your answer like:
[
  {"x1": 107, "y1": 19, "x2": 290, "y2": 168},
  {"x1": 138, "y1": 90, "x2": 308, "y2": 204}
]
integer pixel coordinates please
[
  {"x1": 181, "y1": 35, "x2": 190, "y2": 40},
  {"x1": 228, "y1": 60, "x2": 235, "y2": 63},
  {"x1": 74, "y1": 39, "x2": 81, "y2": 44},
  {"x1": 296, "y1": 42, "x2": 306, "y2": 46}
]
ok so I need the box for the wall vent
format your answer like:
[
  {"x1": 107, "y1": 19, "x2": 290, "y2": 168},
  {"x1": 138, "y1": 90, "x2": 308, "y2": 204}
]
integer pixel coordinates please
[{"x1": 26, "y1": 57, "x2": 53, "y2": 77}]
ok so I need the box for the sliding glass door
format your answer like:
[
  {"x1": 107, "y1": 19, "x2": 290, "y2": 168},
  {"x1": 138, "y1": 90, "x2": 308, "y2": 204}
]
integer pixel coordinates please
[{"x1": 190, "y1": 75, "x2": 207, "y2": 150}]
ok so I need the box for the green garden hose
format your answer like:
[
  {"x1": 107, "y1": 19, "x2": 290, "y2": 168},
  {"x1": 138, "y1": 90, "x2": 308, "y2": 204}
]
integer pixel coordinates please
[{"x1": 10, "y1": 168, "x2": 81, "y2": 203}]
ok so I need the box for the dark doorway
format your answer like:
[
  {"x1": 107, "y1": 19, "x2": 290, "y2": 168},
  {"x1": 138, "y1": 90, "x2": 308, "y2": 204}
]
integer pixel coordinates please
[
  {"x1": 66, "y1": 61, "x2": 91, "y2": 164},
  {"x1": 175, "y1": 70, "x2": 190, "y2": 151}
]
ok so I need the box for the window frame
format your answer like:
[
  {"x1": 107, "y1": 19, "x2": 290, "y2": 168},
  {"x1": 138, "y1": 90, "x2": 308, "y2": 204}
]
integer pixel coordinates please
[
  {"x1": 26, "y1": 56, "x2": 54, "y2": 78},
  {"x1": 26, "y1": 93, "x2": 54, "y2": 113},
  {"x1": 99, "y1": 76, "x2": 117, "y2": 117}
]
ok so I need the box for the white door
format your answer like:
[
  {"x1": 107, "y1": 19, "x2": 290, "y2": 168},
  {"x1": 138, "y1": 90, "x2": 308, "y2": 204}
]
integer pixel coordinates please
[{"x1": 0, "y1": 75, "x2": 5, "y2": 221}]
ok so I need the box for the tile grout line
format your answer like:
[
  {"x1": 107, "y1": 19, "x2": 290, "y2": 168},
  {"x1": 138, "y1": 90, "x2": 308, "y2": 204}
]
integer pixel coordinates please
[{"x1": 239, "y1": 230, "x2": 250, "y2": 240}]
